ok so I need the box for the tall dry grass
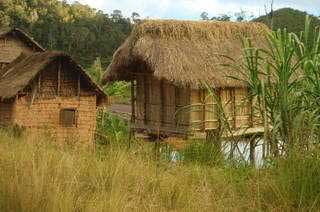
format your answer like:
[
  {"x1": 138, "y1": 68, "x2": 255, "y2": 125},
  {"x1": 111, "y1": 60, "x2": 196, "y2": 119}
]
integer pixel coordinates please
[{"x1": 0, "y1": 130, "x2": 320, "y2": 211}]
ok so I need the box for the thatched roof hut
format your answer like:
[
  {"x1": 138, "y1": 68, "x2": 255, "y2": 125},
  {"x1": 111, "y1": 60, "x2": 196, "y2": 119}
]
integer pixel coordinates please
[
  {"x1": 0, "y1": 51, "x2": 107, "y2": 144},
  {"x1": 103, "y1": 20, "x2": 269, "y2": 88},
  {"x1": 103, "y1": 20, "x2": 270, "y2": 138}
]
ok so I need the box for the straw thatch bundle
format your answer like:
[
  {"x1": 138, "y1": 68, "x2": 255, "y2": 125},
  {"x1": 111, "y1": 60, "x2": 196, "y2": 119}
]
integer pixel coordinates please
[
  {"x1": 0, "y1": 51, "x2": 105, "y2": 99},
  {"x1": 103, "y1": 20, "x2": 270, "y2": 88}
]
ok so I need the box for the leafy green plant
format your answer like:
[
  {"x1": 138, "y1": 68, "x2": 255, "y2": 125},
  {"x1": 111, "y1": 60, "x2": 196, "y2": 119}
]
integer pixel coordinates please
[
  {"x1": 96, "y1": 110, "x2": 129, "y2": 146},
  {"x1": 105, "y1": 81, "x2": 131, "y2": 104}
]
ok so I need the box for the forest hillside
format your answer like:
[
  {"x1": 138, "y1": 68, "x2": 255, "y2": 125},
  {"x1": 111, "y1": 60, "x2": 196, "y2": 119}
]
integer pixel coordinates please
[{"x1": 0, "y1": 0, "x2": 132, "y2": 68}]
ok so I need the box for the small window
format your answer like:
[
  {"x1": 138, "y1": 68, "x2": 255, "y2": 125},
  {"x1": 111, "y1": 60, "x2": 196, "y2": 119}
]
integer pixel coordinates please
[{"x1": 60, "y1": 108, "x2": 77, "y2": 127}]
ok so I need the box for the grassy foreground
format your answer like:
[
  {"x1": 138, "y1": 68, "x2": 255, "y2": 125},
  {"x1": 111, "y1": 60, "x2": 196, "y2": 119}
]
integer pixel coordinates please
[{"x1": 0, "y1": 131, "x2": 320, "y2": 211}]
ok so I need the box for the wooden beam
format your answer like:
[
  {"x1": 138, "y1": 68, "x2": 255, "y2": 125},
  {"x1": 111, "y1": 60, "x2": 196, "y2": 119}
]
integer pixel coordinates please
[{"x1": 249, "y1": 136, "x2": 256, "y2": 166}]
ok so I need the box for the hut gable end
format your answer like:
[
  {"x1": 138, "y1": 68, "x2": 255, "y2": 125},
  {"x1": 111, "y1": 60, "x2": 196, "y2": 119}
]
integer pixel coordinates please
[
  {"x1": 0, "y1": 28, "x2": 45, "y2": 65},
  {"x1": 0, "y1": 51, "x2": 106, "y2": 105}
]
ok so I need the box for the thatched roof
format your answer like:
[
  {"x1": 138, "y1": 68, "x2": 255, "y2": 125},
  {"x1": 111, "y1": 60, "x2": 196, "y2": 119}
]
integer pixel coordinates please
[
  {"x1": 103, "y1": 20, "x2": 270, "y2": 88},
  {"x1": 0, "y1": 51, "x2": 106, "y2": 103},
  {"x1": 0, "y1": 28, "x2": 45, "y2": 52}
]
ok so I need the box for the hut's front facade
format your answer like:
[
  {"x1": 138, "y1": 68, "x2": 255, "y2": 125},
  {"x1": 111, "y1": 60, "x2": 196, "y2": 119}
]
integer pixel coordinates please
[
  {"x1": 0, "y1": 52, "x2": 106, "y2": 144},
  {"x1": 103, "y1": 20, "x2": 269, "y2": 138}
]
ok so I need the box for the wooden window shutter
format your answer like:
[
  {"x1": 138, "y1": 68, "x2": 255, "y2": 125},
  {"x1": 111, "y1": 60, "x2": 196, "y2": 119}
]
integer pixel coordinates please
[{"x1": 60, "y1": 108, "x2": 77, "y2": 127}]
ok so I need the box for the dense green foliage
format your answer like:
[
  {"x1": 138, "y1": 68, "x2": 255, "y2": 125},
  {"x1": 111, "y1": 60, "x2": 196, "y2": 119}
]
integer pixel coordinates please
[
  {"x1": 235, "y1": 16, "x2": 320, "y2": 156},
  {"x1": 0, "y1": 0, "x2": 132, "y2": 68},
  {"x1": 254, "y1": 8, "x2": 320, "y2": 35}
]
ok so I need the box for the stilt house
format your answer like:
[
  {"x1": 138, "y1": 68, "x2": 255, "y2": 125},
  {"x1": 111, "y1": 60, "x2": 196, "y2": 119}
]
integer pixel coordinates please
[
  {"x1": 0, "y1": 51, "x2": 106, "y2": 144},
  {"x1": 103, "y1": 20, "x2": 269, "y2": 138}
]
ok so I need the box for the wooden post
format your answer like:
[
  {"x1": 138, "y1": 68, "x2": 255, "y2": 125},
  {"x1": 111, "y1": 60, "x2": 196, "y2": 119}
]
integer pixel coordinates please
[
  {"x1": 57, "y1": 60, "x2": 61, "y2": 96},
  {"x1": 129, "y1": 80, "x2": 136, "y2": 143},
  {"x1": 143, "y1": 75, "x2": 147, "y2": 125},
  {"x1": 77, "y1": 74, "x2": 81, "y2": 100},
  {"x1": 249, "y1": 135, "x2": 256, "y2": 166}
]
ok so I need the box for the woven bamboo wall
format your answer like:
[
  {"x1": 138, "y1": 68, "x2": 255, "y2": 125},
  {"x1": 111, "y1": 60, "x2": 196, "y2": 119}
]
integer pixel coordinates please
[
  {"x1": 162, "y1": 80, "x2": 176, "y2": 129},
  {"x1": 252, "y1": 97, "x2": 262, "y2": 126},
  {"x1": 188, "y1": 88, "x2": 255, "y2": 132},
  {"x1": 220, "y1": 88, "x2": 235, "y2": 127},
  {"x1": 190, "y1": 90, "x2": 204, "y2": 131},
  {"x1": 134, "y1": 76, "x2": 190, "y2": 133},
  {"x1": 133, "y1": 75, "x2": 260, "y2": 135},
  {"x1": 175, "y1": 86, "x2": 190, "y2": 131},
  {"x1": 144, "y1": 75, "x2": 152, "y2": 124},
  {"x1": 204, "y1": 90, "x2": 219, "y2": 130},
  {"x1": 235, "y1": 88, "x2": 250, "y2": 128},
  {"x1": 0, "y1": 35, "x2": 35, "y2": 63},
  {"x1": 149, "y1": 78, "x2": 162, "y2": 128}
]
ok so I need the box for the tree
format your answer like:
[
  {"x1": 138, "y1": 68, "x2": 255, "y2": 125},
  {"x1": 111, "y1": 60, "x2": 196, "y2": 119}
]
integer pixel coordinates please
[
  {"x1": 131, "y1": 12, "x2": 140, "y2": 23},
  {"x1": 211, "y1": 14, "x2": 231, "y2": 21},
  {"x1": 200, "y1": 12, "x2": 209, "y2": 20},
  {"x1": 234, "y1": 10, "x2": 253, "y2": 22},
  {"x1": 88, "y1": 57, "x2": 104, "y2": 86},
  {"x1": 0, "y1": 0, "x2": 132, "y2": 68},
  {"x1": 254, "y1": 8, "x2": 320, "y2": 35},
  {"x1": 111, "y1": 9, "x2": 123, "y2": 20}
]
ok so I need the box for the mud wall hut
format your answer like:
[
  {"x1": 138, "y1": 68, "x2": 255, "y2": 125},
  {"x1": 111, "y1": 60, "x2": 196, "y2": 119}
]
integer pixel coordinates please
[
  {"x1": 103, "y1": 20, "x2": 269, "y2": 138},
  {"x1": 0, "y1": 51, "x2": 106, "y2": 144},
  {"x1": 0, "y1": 28, "x2": 44, "y2": 70}
]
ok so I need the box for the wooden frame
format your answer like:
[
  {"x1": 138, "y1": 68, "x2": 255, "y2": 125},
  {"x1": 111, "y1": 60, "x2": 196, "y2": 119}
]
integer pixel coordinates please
[{"x1": 59, "y1": 108, "x2": 78, "y2": 127}]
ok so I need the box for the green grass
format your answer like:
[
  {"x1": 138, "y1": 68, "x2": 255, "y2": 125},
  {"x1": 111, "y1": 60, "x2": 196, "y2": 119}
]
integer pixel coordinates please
[{"x1": 0, "y1": 131, "x2": 320, "y2": 211}]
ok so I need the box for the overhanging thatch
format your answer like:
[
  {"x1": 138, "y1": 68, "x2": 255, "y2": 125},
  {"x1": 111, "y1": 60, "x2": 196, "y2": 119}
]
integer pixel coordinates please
[
  {"x1": 0, "y1": 51, "x2": 106, "y2": 102},
  {"x1": 0, "y1": 28, "x2": 45, "y2": 52},
  {"x1": 102, "y1": 20, "x2": 270, "y2": 88}
]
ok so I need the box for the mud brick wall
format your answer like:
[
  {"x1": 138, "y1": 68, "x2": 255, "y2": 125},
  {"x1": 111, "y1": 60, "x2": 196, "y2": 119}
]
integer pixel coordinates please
[
  {"x1": 14, "y1": 95, "x2": 97, "y2": 144},
  {"x1": 11, "y1": 60, "x2": 98, "y2": 145}
]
